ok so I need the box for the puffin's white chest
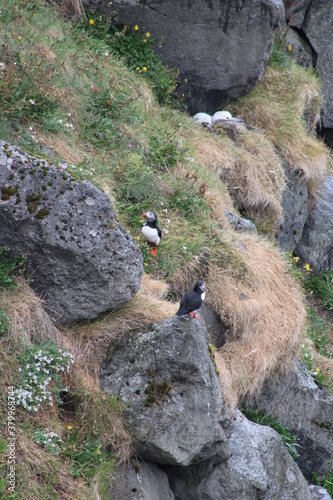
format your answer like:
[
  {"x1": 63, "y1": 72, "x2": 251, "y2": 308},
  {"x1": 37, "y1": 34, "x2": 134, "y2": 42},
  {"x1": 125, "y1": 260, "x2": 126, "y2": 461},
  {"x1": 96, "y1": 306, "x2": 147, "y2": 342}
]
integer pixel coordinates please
[
  {"x1": 201, "y1": 292, "x2": 205, "y2": 302},
  {"x1": 142, "y1": 225, "x2": 160, "y2": 245}
]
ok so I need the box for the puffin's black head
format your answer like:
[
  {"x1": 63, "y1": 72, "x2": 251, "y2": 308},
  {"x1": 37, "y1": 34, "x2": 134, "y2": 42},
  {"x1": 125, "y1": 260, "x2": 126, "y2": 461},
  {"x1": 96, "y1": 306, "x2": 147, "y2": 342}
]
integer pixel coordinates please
[
  {"x1": 141, "y1": 210, "x2": 157, "y2": 222},
  {"x1": 194, "y1": 280, "x2": 205, "y2": 292}
]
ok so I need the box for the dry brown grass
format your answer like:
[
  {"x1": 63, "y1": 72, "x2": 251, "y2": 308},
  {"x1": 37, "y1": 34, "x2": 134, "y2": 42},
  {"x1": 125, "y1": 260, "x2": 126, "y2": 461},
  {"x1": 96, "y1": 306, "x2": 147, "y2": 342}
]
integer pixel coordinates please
[
  {"x1": 218, "y1": 131, "x2": 285, "y2": 221},
  {"x1": 57, "y1": 0, "x2": 85, "y2": 16},
  {"x1": 0, "y1": 278, "x2": 59, "y2": 346},
  {"x1": 39, "y1": 133, "x2": 85, "y2": 166},
  {"x1": 229, "y1": 65, "x2": 329, "y2": 184},
  {"x1": 15, "y1": 434, "x2": 85, "y2": 500},
  {"x1": 210, "y1": 233, "x2": 305, "y2": 406},
  {"x1": 66, "y1": 275, "x2": 177, "y2": 384},
  {"x1": 183, "y1": 116, "x2": 285, "y2": 224},
  {"x1": 169, "y1": 229, "x2": 306, "y2": 408}
]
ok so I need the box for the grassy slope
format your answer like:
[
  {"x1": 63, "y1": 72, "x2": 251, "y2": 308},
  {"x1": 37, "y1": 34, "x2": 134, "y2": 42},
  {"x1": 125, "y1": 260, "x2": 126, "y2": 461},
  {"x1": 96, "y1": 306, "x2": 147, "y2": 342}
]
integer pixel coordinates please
[{"x1": 0, "y1": 1, "x2": 332, "y2": 497}]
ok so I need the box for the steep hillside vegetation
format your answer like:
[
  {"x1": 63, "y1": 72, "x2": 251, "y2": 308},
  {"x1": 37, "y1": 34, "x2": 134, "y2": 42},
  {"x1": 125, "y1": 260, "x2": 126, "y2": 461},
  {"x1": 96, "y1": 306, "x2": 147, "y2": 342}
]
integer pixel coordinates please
[{"x1": 0, "y1": 1, "x2": 332, "y2": 497}]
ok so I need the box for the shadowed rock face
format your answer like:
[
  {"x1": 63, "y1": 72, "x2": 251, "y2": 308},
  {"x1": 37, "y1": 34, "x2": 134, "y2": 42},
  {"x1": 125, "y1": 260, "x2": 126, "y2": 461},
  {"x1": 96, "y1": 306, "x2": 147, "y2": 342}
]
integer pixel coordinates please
[
  {"x1": 245, "y1": 361, "x2": 333, "y2": 480},
  {"x1": 107, "y1": 459, "x2": 175, "y2": 500},
  {"x1": 275, "y1": 161, "x2": 308, "y2": 253},
  {"x1": 93, "y1": 0, "x2": 284, "y2": 114},
  {"x1": 0, "y1": 141, "x2": 143, "y2": 325},
  {"x1": 285, "y1": 0, "x2": 333, "y2": 129},
  {"x1": 164, "y1": 411, "x2": 312, "y2": 500},
  {"x1": 295, "y1": 176, "x2": 333, "y2": 274},
  {"x1": 100, "y1": 316, "x2": 233, "y2": 466}
]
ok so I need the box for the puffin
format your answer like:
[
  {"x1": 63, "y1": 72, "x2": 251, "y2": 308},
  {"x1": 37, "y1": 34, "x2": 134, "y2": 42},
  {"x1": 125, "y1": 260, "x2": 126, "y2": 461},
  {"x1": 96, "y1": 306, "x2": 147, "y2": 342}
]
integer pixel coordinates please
[
  {"x1": 141, "y1": 211, "x2": 162, "y2": 256},
  {"x1": 175, "y1": 280, "x2": 206, "y2": 320}
]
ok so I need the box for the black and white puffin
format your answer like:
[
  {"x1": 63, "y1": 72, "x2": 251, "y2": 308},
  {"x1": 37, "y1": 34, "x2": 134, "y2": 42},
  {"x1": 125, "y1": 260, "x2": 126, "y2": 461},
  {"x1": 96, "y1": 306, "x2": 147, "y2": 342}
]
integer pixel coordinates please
[
  {"x1": 175, "y1": 280, "x2": 206, "y2": 320},
  {"x1": 141, "y1": 211, "x2": 162, "y2": 257}
]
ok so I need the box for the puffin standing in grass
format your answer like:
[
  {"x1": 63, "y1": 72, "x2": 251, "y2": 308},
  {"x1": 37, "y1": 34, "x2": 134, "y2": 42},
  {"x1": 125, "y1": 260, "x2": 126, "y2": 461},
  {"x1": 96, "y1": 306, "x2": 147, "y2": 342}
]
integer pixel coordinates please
[
  {"x1": 175, "y1": 280, "x2": 206, "y2": 320},
  {"x1": 141, "y1": 210, "x2": 162, "y2": 257}
]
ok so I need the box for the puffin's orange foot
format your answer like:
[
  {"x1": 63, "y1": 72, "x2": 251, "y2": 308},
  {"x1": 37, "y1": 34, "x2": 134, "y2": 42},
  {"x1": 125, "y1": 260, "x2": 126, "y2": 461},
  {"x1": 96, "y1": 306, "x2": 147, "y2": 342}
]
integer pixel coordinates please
[
  {"x1": 189, "y1": 312, "x2": 200, "y2": 320},
  {"x1": 151, "y1": 248, "x2": 157, "y2": 257}
]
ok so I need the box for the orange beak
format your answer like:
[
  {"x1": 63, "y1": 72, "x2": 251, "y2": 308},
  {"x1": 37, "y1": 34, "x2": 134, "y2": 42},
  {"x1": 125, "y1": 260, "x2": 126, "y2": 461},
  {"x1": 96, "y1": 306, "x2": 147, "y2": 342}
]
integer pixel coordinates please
[{"x1": 141, "y1": 212, "x2": 146, "y2": 218}]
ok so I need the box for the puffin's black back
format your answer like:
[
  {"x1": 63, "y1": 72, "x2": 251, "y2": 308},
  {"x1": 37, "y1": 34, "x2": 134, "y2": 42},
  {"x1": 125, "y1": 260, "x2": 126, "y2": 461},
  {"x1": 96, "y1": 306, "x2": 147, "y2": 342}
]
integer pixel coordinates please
[{"x1": 176, "y1": 280, "x2": 205, "y2": 316}]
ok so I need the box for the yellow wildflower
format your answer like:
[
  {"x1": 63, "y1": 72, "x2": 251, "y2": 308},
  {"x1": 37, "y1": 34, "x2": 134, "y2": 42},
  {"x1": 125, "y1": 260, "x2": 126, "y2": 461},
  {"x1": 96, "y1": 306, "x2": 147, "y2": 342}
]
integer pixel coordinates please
[
  {"x1": 89, "y1": 19, "x2": 94, "y2": 25},
  {"x1": 305, "y1": 263, "x2": 311, "y2": 272},
  {"x1": 146, "y1": 32, "x2": 150, "y2": 38},
  {"x1": 144, "y1": 263, "x2": 148, "y2": 267},
  {"x1": 144, "y1": 39, "x2": 147, "y2": 43},
  {"x1": 136, "y1": 236, "x2": 140, "y2": 240},
  {"x1": 18, "y1": 35, "x2": 22, "y2": 41},
  {"x1": 67, "y1": 425, "x2": 72, "y2": 430},
  {"x1": 287, "y1": 44, "x2": 292, "y2": 51},
  {"x1": 293, "y1": 256, "x2": 299, "y2": 263},
  {"x1": 142, "y1": 66, "x2": 147, "y2": 72},
  {"x1": 134, "y1": 25, "x2": 139, "y2": 31},
  {"x1": 316, "y1": 367, "x2": 320, "y2": 373},
  {"x1": 96, "y1": 449, "x2": 101, "y2": 455}
]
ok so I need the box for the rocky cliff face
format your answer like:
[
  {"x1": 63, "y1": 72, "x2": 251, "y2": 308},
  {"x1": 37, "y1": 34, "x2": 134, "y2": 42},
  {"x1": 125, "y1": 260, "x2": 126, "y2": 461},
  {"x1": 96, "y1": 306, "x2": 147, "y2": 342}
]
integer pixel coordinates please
[
  {"x1": 0, "y1": 141, "x2": 143, "y2": 325},
  {"x1": 245, "y1": 361, "x2": 333, "y2": 481},
  {"x1": 284, "y1": 0, "x2": 333, "y2": 131},
  {"x1": 295, "y1": 176, "x2": 333, "y2": 273},
  {"x1": 101, "y1": 316, "x2": 322, "y2": 499},
  {"x1": 88, "y1": 0, "x2": 285, "y2": 114}
]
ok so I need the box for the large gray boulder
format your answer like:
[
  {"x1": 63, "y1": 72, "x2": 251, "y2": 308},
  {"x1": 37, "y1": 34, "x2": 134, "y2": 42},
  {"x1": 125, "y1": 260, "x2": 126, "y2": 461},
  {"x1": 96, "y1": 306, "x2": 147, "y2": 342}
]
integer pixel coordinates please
[
  {"x1": 0, "y1": 141, "x2": 143, "y2": 325},
  {"x1": 165, "y1": 410, "x2": 312, "y2": 499},
  {"x1": 246, "y1": 361, "x2": 333, "y2": 480},
  {"x1": 99, "y1": 0, "x2": 285, "y2": 114},
  {"x1": 286, "y1": 0, "x2": 333, "y2": 129},
  {"x1": 295, "y1": 176, "x2": 333, "y2": 273},
  {"x1": 100, "y1": 316, "x2": 233, "y2": 466},
  {"x1": 107, "y1": 459, "x2": 174, "y2": 500}
]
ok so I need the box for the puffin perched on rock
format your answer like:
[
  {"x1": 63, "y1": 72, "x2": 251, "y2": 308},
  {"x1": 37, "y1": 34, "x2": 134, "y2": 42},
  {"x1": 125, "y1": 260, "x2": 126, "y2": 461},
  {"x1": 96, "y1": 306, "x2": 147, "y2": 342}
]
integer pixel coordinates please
[
  {"x1": 175, "y1": 280, "x2": 206, "y2": 320},
  {"x1": 141, "y1": 211, "x2": 162, "y2": 257}
]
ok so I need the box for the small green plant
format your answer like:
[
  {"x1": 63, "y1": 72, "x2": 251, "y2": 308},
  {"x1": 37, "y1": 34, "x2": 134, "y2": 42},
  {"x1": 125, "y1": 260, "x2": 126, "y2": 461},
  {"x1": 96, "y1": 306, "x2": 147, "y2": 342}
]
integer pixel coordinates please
[
  {"x1": 169, "y1": 178, "x2": 210, "y2": 222},
  {"x1": 0, "y1": 43, "x2": 60, "y2": 128},
  {"x1": 62, "y1": 426, "x2": 109, "y2": 481},
  {"x1": 312, "y1": 471, "x2": 333, "y2": 497},
  {"x1": 34, "y1": 429, "x2": 62, "y2": 455},
  {"x1": 305, "y1": 271, "x2": 333, "y2": 310},
  {"x1": 146, "y1": 129, "x2": 186, "y2": 170},
  {"x1": 0, "y1": 437, "x2": 7, "y2": 498},
  {"x1": 0, "y1": 246, "x2": 25, "y2": 289},
  {"x1": 16, "y1": 342, "x2": 75, "y2": 412},
  {"x1": 82, "y1": 14, "x2": 179, "y2": 105},
  {"x1": 0, "y1": 309, "x2": 10, "y2": 336},
  {"x1": 307, "y1": 308, "x2": 333, "y2": 359},
  {"x1": 242, "y1": 406, "x2": 300, "y2": 459},
  {"x1": 300, "y1": 338, "x2": 333, "y2": 392}
]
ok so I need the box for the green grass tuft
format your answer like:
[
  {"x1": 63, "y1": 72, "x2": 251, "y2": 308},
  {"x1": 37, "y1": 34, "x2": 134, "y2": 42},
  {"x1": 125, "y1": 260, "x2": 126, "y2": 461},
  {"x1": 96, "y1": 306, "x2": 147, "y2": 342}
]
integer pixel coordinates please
[
  {"x1": 305, "y1": 272, "x2": 333, "y2": 311},
  {"x1": 242, "y1": 406, "x2": 300, "y2": 459},
  {"x1": 0, "y1": 247, "x2": 25, "y2": 289}
]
